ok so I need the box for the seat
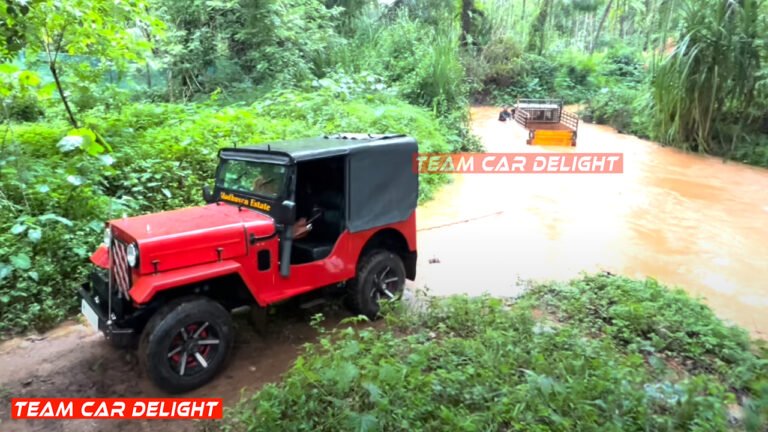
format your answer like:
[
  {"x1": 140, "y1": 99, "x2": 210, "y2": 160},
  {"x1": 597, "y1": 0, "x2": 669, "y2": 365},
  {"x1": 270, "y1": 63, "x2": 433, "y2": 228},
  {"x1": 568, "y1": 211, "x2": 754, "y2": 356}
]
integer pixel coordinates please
[
  {"x1": 291, "y1": 192, "x2": 343, "y2": 264},
  {"x1": 292, "y1": 241, "x2": 333, "y2": 263}
]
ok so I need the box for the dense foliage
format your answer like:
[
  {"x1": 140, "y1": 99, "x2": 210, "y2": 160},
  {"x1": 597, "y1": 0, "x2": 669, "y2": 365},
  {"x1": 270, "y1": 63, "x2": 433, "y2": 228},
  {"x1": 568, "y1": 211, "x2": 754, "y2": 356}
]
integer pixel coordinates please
[
  {"x1": 223, "y1": 274, "x2": 768, "y2": 431},
  {"x1": 4, "y1": 0, "x2": 768, "y2": 161},
  {"x1": 0, "y1": 85, "x2": 453, "y2": 334}
]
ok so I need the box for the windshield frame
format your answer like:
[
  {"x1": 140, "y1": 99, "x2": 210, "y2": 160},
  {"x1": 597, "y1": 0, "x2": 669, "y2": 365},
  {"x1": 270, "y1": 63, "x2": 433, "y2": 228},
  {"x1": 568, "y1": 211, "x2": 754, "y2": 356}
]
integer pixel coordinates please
[{"x1": 214, "y1": 158, "x2": 292, "y2": 202}]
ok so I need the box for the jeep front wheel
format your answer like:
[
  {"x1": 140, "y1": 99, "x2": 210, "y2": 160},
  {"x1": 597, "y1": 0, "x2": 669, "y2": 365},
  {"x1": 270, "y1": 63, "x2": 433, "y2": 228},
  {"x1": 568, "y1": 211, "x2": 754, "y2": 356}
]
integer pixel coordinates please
[
  {"x1": 139, "y1": 297, "x2": 234, "y2": 394},
  {"x1": 347, "y1": 250, "x2": 406, "y2": 320}
]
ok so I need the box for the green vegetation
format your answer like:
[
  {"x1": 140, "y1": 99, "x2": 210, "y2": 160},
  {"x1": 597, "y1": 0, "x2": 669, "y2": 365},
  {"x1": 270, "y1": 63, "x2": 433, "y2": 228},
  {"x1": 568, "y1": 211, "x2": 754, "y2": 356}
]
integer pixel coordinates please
[
  {"x1": 224, "y1": 274, "x2": 768, "y2": 431},
  {"x1": 2, "y1": 0, "x2": 485, "y2": 333},
  {"x1": 465, "y1": 0, "x2": 768, "y2": 164}
]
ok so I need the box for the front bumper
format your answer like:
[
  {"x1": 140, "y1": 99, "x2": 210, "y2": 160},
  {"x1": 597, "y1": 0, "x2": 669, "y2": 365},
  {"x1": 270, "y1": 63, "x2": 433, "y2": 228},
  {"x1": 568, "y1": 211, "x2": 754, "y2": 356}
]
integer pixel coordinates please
[{"x1": 79, "y1": 270, "x2": 135, "y2": 335}]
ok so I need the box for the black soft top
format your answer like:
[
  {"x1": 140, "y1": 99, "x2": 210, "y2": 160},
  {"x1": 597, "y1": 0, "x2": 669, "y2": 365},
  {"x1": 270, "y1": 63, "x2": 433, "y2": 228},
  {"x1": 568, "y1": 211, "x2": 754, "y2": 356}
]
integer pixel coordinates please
[
  {"x1": 218, "y1": 133, "x2": 419, "y2": 233},
  {"x1": 226, "y1": 133, "x2": 416, "y2": 162}
]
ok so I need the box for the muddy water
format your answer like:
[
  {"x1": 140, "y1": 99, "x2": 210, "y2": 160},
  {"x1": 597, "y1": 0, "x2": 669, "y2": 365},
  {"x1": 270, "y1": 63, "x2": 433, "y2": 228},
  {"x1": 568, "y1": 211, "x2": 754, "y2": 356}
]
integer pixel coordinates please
[{"x1": 416, "y1": 106, "x2": 768, "y2": 337}]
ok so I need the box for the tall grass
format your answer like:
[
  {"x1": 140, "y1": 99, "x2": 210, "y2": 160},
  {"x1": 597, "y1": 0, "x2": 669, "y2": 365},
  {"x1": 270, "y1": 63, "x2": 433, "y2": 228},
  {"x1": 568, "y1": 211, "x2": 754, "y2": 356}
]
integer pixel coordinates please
[
  {"x1": 327, "y1": 9, "x2": 468, "y2": 115},
  {"x1": 650, "y1": 0, "x2": 764, "y2": 155}
]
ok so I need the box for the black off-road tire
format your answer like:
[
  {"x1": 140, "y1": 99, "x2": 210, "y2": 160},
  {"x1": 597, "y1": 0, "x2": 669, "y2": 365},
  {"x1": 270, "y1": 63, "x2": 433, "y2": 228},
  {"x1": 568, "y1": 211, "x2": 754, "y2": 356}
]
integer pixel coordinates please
[
  {"x1": 346, "y1": 250, "x2": 406, "y2": 320},
  {"x1": 138, "y1": 296, "x2": 234, "y2": 394}
]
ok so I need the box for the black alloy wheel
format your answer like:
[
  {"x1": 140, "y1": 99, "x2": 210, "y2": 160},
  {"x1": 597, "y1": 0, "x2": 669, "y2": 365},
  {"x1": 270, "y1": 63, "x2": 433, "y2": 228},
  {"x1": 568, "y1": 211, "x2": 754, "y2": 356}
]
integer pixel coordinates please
[
  {"x1": 139, "y1": 297, "x2": 234, "y2": 394},
  {"x1": 347, "y1": 250, "x2": 406, "y2": 320}
]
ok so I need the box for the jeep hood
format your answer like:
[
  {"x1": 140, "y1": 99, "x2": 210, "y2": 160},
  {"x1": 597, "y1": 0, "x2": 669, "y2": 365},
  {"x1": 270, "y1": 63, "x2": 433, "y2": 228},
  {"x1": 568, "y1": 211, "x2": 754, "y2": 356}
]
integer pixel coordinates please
[{"x1": 108, "y1": 203, "x2": 275, "y2": 275}]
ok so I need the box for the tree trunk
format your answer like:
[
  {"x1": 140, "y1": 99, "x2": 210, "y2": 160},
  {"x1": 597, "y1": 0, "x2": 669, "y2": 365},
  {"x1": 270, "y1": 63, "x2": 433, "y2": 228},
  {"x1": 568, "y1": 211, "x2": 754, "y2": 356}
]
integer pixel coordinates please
[
  {"x1": 168, "y1": 70, "x2": 174, "y2": 103},
  {"x1": 460, "y1": 0, "x2": 474, "y2": 47},
  {"x1": 591, "y1": 0, "x2": 614, "y2": 53},
  {"x1": 50, "y1": 63, "x2": 78, "y2": 128}
]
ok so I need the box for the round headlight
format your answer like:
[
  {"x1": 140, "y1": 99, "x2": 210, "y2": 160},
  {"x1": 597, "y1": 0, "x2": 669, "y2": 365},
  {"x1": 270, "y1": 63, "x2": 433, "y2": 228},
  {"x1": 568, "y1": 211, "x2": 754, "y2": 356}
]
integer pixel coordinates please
[
  {"x1": 104, "y1": 227, "x2": 112, "y2": 247},
  {"x1": 126, "y1": 243, "x2": 138, "y2": 267}
]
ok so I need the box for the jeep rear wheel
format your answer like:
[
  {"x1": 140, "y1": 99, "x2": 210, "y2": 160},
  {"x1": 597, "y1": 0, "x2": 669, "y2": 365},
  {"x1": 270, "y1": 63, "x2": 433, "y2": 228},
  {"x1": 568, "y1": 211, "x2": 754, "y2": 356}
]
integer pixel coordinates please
[
  {"x1": 347, "y1": 250, "x2": 406, "y2": 320},
  {"x1": 139, "y1": 297, "x2": 234, "y2": 394}
]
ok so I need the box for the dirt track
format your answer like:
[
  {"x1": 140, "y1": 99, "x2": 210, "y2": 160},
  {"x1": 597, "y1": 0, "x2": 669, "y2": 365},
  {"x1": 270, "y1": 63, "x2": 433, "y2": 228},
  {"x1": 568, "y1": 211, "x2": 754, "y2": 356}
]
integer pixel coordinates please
[
  {"x1": 2, "y1": 106, "x2": 768, "y2": 431},
  {"x1": 0, "y1": 303, "x2": 344, "y2": 432}
]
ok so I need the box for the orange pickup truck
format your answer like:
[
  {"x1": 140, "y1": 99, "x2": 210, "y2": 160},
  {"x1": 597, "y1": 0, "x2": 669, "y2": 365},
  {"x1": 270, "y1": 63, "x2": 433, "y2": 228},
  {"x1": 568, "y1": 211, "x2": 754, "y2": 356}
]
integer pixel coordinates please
[{"x1": 512, "y1": 99, "x2": 579, "y2": 147}]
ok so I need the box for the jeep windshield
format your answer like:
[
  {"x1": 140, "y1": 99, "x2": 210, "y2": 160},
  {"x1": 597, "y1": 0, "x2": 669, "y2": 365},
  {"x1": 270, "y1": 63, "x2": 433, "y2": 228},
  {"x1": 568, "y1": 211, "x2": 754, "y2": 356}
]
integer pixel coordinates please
[{"x1": 216, "y1": 159, "x2": 288, "y2": 199}]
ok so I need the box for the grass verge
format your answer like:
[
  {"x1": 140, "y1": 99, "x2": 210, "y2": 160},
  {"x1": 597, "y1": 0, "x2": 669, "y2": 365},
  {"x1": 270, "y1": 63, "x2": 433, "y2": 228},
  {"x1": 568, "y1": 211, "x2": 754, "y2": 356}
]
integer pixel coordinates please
[{"x1": 222, "y1": 274, "x2": 767, "y2": 431}]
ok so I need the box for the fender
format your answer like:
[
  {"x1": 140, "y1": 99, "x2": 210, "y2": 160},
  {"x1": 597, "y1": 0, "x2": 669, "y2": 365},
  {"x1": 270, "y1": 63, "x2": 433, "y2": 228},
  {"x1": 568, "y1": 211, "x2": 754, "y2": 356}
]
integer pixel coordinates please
[{"x1": 128, "y1": 260, "x2": 246, "y2": 304}]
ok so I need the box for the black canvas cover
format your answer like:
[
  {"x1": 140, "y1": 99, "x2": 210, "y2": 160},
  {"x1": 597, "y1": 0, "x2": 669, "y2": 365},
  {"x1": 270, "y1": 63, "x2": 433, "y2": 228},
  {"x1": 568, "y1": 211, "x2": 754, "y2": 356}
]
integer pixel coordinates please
[
  {"x1": 346, "y1": 136, "x2": 418, "y2": 232},
  {"x1": 218, "y1": 134, "x2": 419, "y2": 232}
]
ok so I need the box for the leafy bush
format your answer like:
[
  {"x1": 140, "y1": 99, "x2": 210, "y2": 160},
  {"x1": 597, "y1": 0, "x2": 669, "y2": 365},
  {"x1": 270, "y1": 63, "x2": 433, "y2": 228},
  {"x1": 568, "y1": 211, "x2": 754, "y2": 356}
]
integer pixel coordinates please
[
  {"x1": 527, "y1": 274, "x2": 768, "y2": 393},
  {"x1": 0, "y1": 90, "x2": 452, "y2": 335},
  {"x1": 730, "y1": 134, "x2": 768, "y2": 167},
  {"x1": 599, "y1": 45, "x2": 645, "y2": 85},
  {"x1": 486, "y1": 53, "x2": 559, "y2": 105},
  {"x1": 581, "y1": 85, "x2": 649, "y2": 136},
  {"x1": 329, "y1": 12, "x2": 470, "y2": 121},
  {"x1": 552, "y1": 49, "x2": 602, "y2": 103},
  {"x1": 222, "y1": 275, "x2": 767, "y2": 431},
  {"x1": 650, "y1": 0, "x2": 764, "y2": 155}
]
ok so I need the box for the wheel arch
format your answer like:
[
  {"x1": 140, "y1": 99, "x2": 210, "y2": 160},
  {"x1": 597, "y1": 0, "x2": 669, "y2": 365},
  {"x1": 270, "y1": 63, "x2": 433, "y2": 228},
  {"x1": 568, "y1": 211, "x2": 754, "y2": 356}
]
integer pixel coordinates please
[
  {"x1": 359, "y1": 228, "x2": 417, "y2": 280},
  {"x1": 146, "y1": 273, "x2": 256, "y2": 311},
  {"x1": 129, "y1": 271, "x2": 257, "y2": 334}
]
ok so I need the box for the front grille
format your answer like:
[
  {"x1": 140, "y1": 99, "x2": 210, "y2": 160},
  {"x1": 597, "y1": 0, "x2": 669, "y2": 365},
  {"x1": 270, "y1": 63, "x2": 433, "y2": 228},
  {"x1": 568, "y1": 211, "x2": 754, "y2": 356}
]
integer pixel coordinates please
[{"x1": 110, "y1": 239, "x2": 132, "y2": 297}]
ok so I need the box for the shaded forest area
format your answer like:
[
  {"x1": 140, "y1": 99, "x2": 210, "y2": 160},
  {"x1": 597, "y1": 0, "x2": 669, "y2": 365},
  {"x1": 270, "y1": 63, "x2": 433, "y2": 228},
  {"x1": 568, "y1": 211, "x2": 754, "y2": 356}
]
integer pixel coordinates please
[{"x1": 1, "y1": 0, "x2": 767, "y2": 332}]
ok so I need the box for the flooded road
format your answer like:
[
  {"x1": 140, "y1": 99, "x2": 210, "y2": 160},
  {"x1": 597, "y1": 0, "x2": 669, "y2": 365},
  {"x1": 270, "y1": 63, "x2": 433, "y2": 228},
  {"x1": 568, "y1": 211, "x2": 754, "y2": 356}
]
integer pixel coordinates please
[{"x1": 416, "y1": 106, "x2": 768, "y2": 337}]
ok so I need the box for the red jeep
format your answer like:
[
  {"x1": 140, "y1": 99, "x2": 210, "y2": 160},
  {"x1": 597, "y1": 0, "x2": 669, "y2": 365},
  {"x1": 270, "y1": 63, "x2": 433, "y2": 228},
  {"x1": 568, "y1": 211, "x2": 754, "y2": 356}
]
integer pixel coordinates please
[{"x1": 79, "y1": 133, "x2": 418, "y2": 393}]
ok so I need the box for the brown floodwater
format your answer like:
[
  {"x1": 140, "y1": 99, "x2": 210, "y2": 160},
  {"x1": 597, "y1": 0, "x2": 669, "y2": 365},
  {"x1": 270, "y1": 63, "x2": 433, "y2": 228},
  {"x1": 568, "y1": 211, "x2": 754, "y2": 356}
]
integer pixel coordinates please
[{"x1": 415, "y1": 106, "x2": 768, "y2": 338}]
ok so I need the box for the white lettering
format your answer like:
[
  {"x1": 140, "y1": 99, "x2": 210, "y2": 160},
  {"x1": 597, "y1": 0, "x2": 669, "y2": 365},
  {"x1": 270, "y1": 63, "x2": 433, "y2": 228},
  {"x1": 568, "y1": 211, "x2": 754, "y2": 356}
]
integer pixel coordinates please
[
  {"x1": 494, "y1": 156, "x2": 510, "y2": 172},
  {"x1": 440, "y1": 156, "x2": 455, "y2": 172},
  {"x1": 592, "y1": 156, "x2": 606, "y2": 171},
  {"x1": 40, "y1": 402, "x2": 54, "y2": 417},
  {"x1": 14, "y1": 401, "x2": 28, "y2": 417},
  {"x1": 57, "y1": 401, "x2": 73, "y2": 417},
  {"x1": 456, "y1": 155, "x2": 474, "y2": 172},
  {"x1": 111, "y1": 401, "x2": 126, "y2": 417},
  {"x1": 132, "y1": 401, "x2": 146, "y2": 417},
  {"x1": 482, "y1": 156, "x2": 496, "y2": 171},
  {"x1": 607, "y1": 155, "x2": 620, "y2": 172},
  {"x1": 578, "y1": 156, "x2": 592, "y2": 171},
  {"x1": 510, "y1": 156, "x2": 526, "y2": 172},
  {"x1": 82, "y1": 401, "x2": 96, "y2": 417},
  {"x1": 206, "y1": 401, "x2": 220, "y2": 417},
  {"x1": 27, "y1": 401, "x2": 40, "y2": 416},
  {"x1": 427, "y1": 156, "x2": 442, "y2": 172},
  {"x1": 416, "y1": 155, "x2": 428, "y2": 172},
  {"x1": 546, "y1": 156, "x2": 560, "y2": 172},
  {"x1": 189, "y1": 403, "x2": 204, "y2": 417},
  {"x1": 146, "y1": 401, "x2": 160, "y2": 417}
]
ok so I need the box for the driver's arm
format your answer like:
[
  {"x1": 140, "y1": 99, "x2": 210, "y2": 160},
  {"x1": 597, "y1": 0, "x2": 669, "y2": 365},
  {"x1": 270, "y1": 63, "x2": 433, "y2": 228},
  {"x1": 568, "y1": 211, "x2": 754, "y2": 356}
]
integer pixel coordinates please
[{"x1": 293, "y1": 217, "x2": 310, "y2": 240}]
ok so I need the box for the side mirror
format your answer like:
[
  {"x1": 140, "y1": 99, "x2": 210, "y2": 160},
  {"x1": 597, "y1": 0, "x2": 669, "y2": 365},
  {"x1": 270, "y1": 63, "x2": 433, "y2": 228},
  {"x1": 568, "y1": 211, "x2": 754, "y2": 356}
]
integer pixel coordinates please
[
  {"x1": 282, "y1": 200, "x2": 296, "y2": 222},
  {"x1": 202, "y1": 185, "x2": 215, "y2": 203}
]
